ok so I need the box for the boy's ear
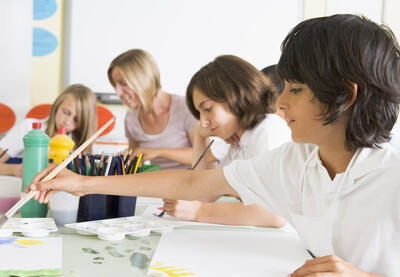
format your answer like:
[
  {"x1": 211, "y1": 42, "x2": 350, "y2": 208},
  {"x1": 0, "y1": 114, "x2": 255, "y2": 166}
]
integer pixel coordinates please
[{"x1": 344, "y1": 82, "x2": 358, "y2": 111}]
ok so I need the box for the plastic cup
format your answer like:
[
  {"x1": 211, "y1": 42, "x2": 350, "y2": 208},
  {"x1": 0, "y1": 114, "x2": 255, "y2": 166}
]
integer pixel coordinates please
[
  {"x1": 50, "y1": 191, "x2": 80, "y2": 226},
  {"x1": 0, "y1": 176, "x2": 22, "y2": 214}
]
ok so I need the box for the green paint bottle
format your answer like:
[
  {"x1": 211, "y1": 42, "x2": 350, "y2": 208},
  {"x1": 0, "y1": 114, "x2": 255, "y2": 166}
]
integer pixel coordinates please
[{"x1": 20, "y1": 122, "x2": 50, "y2": 218}]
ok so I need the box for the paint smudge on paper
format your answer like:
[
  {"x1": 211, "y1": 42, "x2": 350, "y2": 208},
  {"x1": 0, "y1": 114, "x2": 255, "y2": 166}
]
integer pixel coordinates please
[
  {"x1": 82, "y1": 247, "x2": 99, "y2": 254},
  {"x1": 150, "y1": 261, "x2": 196, "y2": 277},
  {"x1": 130, "y1": 252, "x2": 148, "y2": 269},
  {"x1": 105, "y1": 246, "x2": 124, "y2": 257},
  {"x1": 17, "y1": 239, "x2": 44, "y2": 246}
]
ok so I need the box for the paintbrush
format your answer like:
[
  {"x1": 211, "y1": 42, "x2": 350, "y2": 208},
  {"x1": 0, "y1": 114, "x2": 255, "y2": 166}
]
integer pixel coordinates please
[
  {"x1": 0, "y1": 148, "x2": 8, "y2": 159},
  {"x1": 156, "y1": 139, "x2": 215, "y2": 217},
  {"x1": 0, "y1": 117, "x2": 116, "y2": 228}
]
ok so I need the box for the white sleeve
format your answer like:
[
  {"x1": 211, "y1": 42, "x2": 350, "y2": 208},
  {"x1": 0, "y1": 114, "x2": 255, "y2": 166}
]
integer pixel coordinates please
[
  {"x1": 210, "y1": 137, "x2": 230, "y2": 161},
  {"x1": 222, "y1": 144, "x2": 292, "y2": 220},
  {"x1": 0, "y1": 119, "x2": 35, "y2": 157}
]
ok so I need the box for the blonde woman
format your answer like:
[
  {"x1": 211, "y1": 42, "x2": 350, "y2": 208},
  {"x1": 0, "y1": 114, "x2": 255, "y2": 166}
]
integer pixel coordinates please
[
  {"x1": 108, "y1": 49, "x2": 196, "y2": 169},
  {"x1": 0, "y1": 84, "x2": 97, "y2": 176}
]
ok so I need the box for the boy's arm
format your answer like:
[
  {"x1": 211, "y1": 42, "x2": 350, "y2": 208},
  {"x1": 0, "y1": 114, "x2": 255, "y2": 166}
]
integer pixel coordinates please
[{"x1": 30, "y1": 166, "x2": 235, "y2": 203}]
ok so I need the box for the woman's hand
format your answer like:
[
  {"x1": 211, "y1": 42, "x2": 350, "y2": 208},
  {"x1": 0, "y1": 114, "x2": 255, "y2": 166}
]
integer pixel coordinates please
[
  {"x1": 162, "y1": 199, "x2": 202, "y2": 221},
  {"x1": 132, "y1": 147, "x2": 159, "y2": 162},
  {"x1": 290, "y1": 255, "x2": 376, "y2": 277},
  {"x1": 26, "y1": 164, "x2": 87, "y2": 203}
]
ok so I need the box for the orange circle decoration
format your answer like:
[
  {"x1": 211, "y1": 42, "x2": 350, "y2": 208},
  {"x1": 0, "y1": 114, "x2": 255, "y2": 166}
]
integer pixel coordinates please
[
  {"x1": 25, "y1": 104, "x2": 52, "y2": 119},
  {"x1": 97, "y1": 106, "x2": 115, "y2": 137},
  {"x1": 0, "y1": 103, "x2": 16, "y2": 133}
]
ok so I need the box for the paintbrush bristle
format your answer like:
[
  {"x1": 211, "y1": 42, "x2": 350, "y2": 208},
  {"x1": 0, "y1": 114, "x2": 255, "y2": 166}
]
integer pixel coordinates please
[{"x1": 0, "y1": 215, "x2": 8, "y2": 228}]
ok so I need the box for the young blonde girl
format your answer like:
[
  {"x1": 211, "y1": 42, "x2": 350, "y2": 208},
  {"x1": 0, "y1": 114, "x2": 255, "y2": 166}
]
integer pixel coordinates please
[{"x1": 0, "y1": 84, "x2": 97, "y2": 176}]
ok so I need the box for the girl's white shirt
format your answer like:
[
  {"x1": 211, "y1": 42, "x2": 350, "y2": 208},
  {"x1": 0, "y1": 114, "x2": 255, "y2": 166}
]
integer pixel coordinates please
[
  {"x1": 211, "y1": 113, "x2": 292, "y2": 166},
  {"x1": 0, "y1": 118, "x2": 48, "y2": 157},
  {"x1": 224, "y1": 142, "x2": 400, "y2": 276}
]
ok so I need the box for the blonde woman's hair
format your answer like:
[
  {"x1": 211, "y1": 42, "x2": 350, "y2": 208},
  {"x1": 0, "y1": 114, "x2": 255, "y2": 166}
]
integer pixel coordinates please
[
  {"x1": 45, "y1": 84, "x2": 98, "y2": 152},
  {"x1": 107, "y1": 49, "x2": 161, "y2": 112}
]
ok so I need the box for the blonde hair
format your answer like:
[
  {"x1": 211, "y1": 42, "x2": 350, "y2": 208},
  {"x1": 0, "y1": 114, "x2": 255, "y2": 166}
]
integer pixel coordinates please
[
  {"x1": 45, "y1": 84, "x2": 98, "y2": 152},
  {"x1": 107, "y1": 49, "x2": 161, "y2": 112}
]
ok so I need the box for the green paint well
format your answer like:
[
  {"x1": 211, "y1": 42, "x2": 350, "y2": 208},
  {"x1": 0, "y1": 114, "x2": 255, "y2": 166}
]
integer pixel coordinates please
[
  {"x1": 94, "y1": 257, "x2": 104, "y2": 260},
  {"x1": 140, "y1": 246, "x2": 152, "y2": 251}
]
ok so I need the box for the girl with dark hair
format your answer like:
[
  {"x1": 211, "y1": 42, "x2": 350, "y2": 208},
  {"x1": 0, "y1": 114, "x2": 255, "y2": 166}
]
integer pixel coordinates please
[{"x1": 163, "y1": 55, "x2": 290, "y2": 227}]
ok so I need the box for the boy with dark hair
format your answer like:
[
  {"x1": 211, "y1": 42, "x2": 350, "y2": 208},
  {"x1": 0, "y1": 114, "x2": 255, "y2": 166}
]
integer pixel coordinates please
[{"x1": 31, "y1": 14, "x2": 400, "y2": 276}]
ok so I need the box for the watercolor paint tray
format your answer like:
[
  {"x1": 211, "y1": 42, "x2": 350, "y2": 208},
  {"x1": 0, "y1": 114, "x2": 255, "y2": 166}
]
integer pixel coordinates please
[
  {"x1": 0, "y1": 218, "x2": 58, "y2": 238},
  {"x1": 65, "y1": 216, "x2": 183, "y2": 241}
]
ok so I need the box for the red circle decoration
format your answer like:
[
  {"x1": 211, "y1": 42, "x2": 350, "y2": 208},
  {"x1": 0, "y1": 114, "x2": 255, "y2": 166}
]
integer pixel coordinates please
[{"x1": 0, "y1": 103, "x2": 16, "y2": 133}]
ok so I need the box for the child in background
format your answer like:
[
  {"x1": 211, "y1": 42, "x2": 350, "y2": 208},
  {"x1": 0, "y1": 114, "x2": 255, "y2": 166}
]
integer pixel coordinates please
[
  {"x1": 0, "y1": 84, "x2": 97, "y2": 176},
  {"x1": 163, "y1": 55, "x2": 291, "y2": 227},
  {"x1": 262, "y1": 64, "x2": 284, "y2": 96},
  {"x1": 31, "y1": 14, "x2": 400, "y2": 276},
  {"x1": 261, "y1": 64, "x2": 285, "y2": 118},
  {"x1": 108, "y1": 49, "x2": 196, "y2": 170}
]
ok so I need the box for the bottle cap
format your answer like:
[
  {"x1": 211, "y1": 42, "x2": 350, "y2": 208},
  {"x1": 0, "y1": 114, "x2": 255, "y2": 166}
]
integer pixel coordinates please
[
  {"x1": 32, "y1": 122, "x2": 42, "y2": 129},
  {"x1": 58, "y1": 127, "x2": 67, "y2": 135}
]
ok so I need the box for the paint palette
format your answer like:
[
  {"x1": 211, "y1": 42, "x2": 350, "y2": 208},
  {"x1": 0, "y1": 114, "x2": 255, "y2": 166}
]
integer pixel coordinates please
[
  {"x1": 65, "y1": 216, "x2": 182, "y2": 241},
  {"x1": 0, "y1": 218, "x2": 58, "y2": 238}
]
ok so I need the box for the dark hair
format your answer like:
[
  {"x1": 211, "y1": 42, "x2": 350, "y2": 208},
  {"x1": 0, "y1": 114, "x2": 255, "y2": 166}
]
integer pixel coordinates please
[
  {"x1": 186, "y1": 55, "x2": 276, "y2": 130},
  {"x1": 261, "y1": 64, "x2": 284, "y2": 95},
  {"x1": 278, "y1": 14, "x2": 400, "y2": 151}
]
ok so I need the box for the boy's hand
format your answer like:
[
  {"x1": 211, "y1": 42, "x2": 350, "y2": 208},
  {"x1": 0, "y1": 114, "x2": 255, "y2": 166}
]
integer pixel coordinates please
[
  {"x1": 290, "y1": 255, "x2": 375, "y2": 277},
  {"x1": 26, "y1": 164, "x2": 87, "y2": 203}
]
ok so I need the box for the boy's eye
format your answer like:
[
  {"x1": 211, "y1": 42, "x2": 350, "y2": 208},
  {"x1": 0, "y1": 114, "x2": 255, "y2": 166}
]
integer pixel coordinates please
[{"x1": 290, "y1": 88, "x2": 302, "y2": 94}]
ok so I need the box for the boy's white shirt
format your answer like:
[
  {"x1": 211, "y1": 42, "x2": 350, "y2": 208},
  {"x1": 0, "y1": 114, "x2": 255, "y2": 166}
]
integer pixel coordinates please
[
  {"x1": 211, "y1": 113, "x2": 292, "y2": 165},
  {"x1": 224, "y1": 142, "x2": 400, "y2": 276},
  {"x1": 0, "y1": 118, "x2": 47, "y2": 157},
  {"x1": 390, "y1": 116, "x2": 400, "y2": 149}
]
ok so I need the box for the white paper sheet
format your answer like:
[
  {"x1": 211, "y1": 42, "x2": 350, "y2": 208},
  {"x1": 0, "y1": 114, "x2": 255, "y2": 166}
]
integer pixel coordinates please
[
  {"x1": 0, "y1": 236, "x2": 62, "y2": 273},
  {"x1": 148, "y1": 229, "x2": 308, "y2": 277}
]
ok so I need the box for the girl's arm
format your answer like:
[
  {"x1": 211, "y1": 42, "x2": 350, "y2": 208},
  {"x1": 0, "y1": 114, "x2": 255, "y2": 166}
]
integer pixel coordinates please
[
  {"x1": 163, "y1": 200, "x2": 286, "y2": 227},
  {"x1": 0, "y1": 163, "x2": 22, "y2": 177},
  {"x1": 191, "y1": 124, "x2": 218, "y2": 170},
  {"x1": 29, "y1": 165, "x2": 235, "y2": 204},
  {"x1": 0, "y1": 148, "x2": 22, "y2": 176}
]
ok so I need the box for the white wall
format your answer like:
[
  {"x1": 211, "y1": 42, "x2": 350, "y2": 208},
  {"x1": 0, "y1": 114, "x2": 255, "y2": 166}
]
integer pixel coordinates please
[
  {"x1": 0, "y1": 0, "x2": 32, "y2": 109},
  {"x1": 64, "y1": 0, "x2": 303, "y2": 96}
]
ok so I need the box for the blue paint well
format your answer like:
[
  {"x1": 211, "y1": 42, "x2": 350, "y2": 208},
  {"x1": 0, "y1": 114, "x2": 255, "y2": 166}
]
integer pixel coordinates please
[
  {"x1": 33, "y1": 0, "x2": 57, "y2": 20},
  {"x1": 32, "y1": 27, "x2": 58, "y2": 57}
]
